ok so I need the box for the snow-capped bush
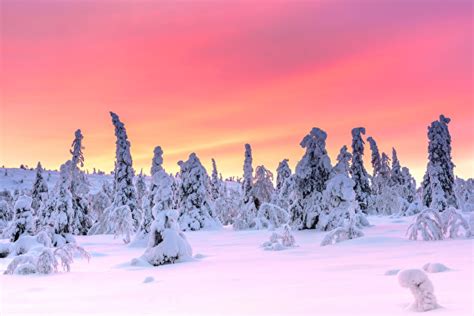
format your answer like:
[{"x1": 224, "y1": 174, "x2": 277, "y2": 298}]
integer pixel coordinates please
[
  {"x1": 397, "y1": 269, "x2": 438, "y2": 312},
  {"x1": 262, "y1": 224, "x2": 296, "y2": 251},
  {"x1": 407, "y1": 207, "x2": 471, "y2": 240},
  {"x1": 138, "y1": 210, "x2": 192, "y2": 266},
  {"x1": 4, "y1": 243, "x2": 90, "y2": 275},
  {"x1": 407, "y1": 208, "x2": 444, "y2": 241},
  {"x1": 7, "y1": 195, "x2": 35, "y2": 242},
  {"x1": 441, "y1": 207, "x2": 470, "y2": 238},
  {"x1": 254, "y1": 202, "x2": 289, "y2": 230},
  {"x1": 109, "y1": 205, "x2": 134, "y2": 243},
  {"x1": 89, "y1": 190, "x2": 111, "y2": 222},
  {"x1": 320, "y1": 223, "x2": 364, "y2": 246},
  {"x1": 454, "y1": 177, "x2": 474, "y2": 213}
]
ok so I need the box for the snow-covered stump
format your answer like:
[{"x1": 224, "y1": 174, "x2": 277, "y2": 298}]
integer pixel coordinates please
[
  {"x1": 398, "y1": 269, "x2": 438, "y2": 312},
  {"x1": 136, "y1": 210, "x2": 192, "y2": 266}
]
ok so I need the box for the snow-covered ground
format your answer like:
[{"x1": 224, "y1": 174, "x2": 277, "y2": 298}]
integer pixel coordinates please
[{"x1": 0, "y1": 216, "x2": 472, "y2": 316}]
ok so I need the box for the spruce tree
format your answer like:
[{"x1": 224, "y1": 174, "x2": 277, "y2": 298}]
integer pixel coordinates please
[
  {"x1": 177, "y1": 153, "x2": 220, "y2": 231},
  {"x1": 242, "y1": 144, "x2": 253, "y2": 204},
  {"x1": 8, "y1": 195, "x2": 35, "y2": 242},
  {"x1": 109, "y1": 112, "x2": 141, "y2": 229},
  {"x1": 210, "y1": 158, "x2": 222, "y2": 201},
  {"x1": 350, "y1": 127, "x2": 371, "y2": 212},
  {"x1": 31, "y1": 162, "x2": 49, "y2": 212},
  {"x1": 422, "y1": 115, "x2": 457, "y2": 211},
  {"x1": 330, "y1": 145, "x2": 351, "y2": 178},
  {"x1": 290, "y1": 127, "x2": 332, "y2": 229}
]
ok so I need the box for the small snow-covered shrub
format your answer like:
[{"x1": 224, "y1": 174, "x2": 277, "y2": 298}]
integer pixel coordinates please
[
  {"x1": 398, "y1": 269, "x2": 438, "y2": 312},
  {"x1": 320, "y1": 224, "x2": 364, "y2": 246},
  {"x1": 422, "y1": 262, "x2": 449, "y2": 273},
  {"x1": 254, "y1": 203, "x2": 289, "y2": 230},
  {"x1": 4, "y1": 243, "x2": 90, "y2": 275},
  {"x1": 139, "y1": 210, "x2": 192, "y2": 266},
  {"x1": 407, "y1": 209, "x2": 443, "y2": 241},
  {"x1": 441, "y1": 207, "x2": 470, "y2": 238},
  {"x1": 11, "y1": 231, "x2": 52, "y2": 255},
  {"x1": 262, "y1": 225, "x2": 296, "y2": 251}
]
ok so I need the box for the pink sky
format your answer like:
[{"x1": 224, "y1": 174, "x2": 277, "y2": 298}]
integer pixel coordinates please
[{"x1": 0, "y1": 0, "x2": 472, "y2": 182}]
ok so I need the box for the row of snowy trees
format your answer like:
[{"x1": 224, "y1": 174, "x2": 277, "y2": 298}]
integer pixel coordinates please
[{"x1": 1, "y1": 113, "x2": 471, "y2": 252}]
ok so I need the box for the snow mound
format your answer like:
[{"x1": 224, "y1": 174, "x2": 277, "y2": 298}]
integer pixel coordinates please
[
  {"x1": 384, "y1": 269, "x2": 400, "y2": 276},
  {"x1": 397, "y1": 269, "x2": 438, "y2": 312},
  {"x1": 422, "y1": 262, "x2": 449, "y2": 273},
  {"x1": 143, "y1": 276, "x2": 154, "y2": 283}
]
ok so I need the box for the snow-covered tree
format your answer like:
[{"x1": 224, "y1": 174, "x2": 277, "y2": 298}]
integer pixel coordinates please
[
  {"x1": 276, "y1": 159, "x2": 291, "y2": 192},
  {"x1": 290, "y1": 128, "x2": 332, "y2": 229},
  {"x1": 135, "y1": 170, "x2": 147, "y2": 208},
  {"x1": 31, "y1": 162, "x2": 49, "y2": 212},
  {"x1": 138, "y1": 210, "x2": 192, "y2": 266},
  {"x1": 330, "y1": 145, "x2": 351, "y2": 178},
  {"x1": 69, "y1": 129, "x2": 90, "y2": 196},
  {"x1": 210, "y1": 158, "x2": 222, "y2": 201},
  {"x1": 273, "y1": 159, "x2": 293, "y2": 211},
  {"x1": 367, "y1": 136, "x2": 382, "y2": 177},
  {"x1": 139, "y1": 146, "x2": 165, "y2": 238},
  {"x1": 8, "y1": 195, "x2": 35, "y2": 242},
  {"x1": 242, "y1": 144, "x2": 253, "y2": 204},
  {"x1": 0, "y1": 200, "x2": 11, "y2": 233},
  {"x1": 454, "y1": 177, "x2": 474, "y2": 213},
  {"x1": 177, "y1": 153, "x2": 220, "y2": 231},
  {"x1": 215, "y1": 182, "x2": 240, "y2": 226},
  {"x1": 422, "y1": 115, "x2": 457, "y2": 211},
  {"x1": 88, "y1": 113, "x2": 141, "y2": 241},
  {"x1": 252, "y1": 165, "x2": 274, "y2": 209},
  {"x1": 350, "y1": 128, "x2": 371, "y2": 212},
  {"x1": 41, "y1": 161, "x2": 75, "y2": 239}
]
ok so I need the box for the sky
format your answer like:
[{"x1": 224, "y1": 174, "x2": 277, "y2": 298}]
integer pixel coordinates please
[{"x1": 0, "y1": 0, "x2": 472, "y2": 182}]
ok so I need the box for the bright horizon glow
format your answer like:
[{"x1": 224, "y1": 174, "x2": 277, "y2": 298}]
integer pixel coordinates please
[{"x1": 1, "y1": 1, "x2": 472, "y2": 183}]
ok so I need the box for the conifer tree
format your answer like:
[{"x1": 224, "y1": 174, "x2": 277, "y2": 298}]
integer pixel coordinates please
[
  {"x1": 350, "y1": 128, "x2": 371, "y2": 212},
  {"x1": 422, "y1": 115, "x2": 457, "y2": 211},
  {"x1": 290, "y1": 128, "x2": 332, "y2": 229},
  {"x1": 31, "y1": 162, "x2": 49, "y2": 212},
  {"x1": 177, "y1": 153, "x2": 220, "y2": 231}
]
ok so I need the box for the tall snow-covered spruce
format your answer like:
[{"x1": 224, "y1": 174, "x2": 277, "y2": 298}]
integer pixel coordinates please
[
  {"x1": 350, "y1": 128, "x2": 371, "y2": 212},
  {"x1": 177, "y1": 153, "x2": 220, "y2": 231},
  {"x1": 422, "y1": 115, "x2": 457, "y2": 211},
  {"x1": 88, "y1": 112, "x2": 141, "y2": 242},
  {"x1": 242, "y1": 144, "x2": 253, "y2": 204},
  {"x1": 68, "y1": 129, "x2": 92, "y2": 235},
  {"x1": 31, "y1": 162, "x2": 49, "y2": 212},
  {"x1": 290, "y1": 128, "x2": 332, "y2": 230}
]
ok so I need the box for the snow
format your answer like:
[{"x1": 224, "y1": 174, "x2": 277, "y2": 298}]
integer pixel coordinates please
[
  {"x1": 0, "y1": 216, "x2": 472, "y2": 316},
  {"x1": 423, "y1": 262, "x2": 450, "y2": 273}
]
